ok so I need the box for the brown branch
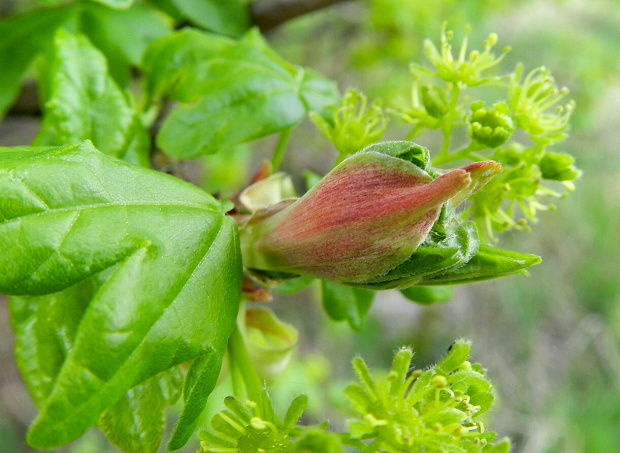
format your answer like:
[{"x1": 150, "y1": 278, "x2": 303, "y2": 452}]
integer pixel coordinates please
[{"x1": 251, "y1": 0, "x2": 351, "y2": 33}]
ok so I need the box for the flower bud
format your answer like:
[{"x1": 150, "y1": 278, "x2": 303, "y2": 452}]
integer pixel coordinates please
[
  {"x1": 240, "y1": 150, "x2": 501, "y2": 283},
  {"x1": 469, "y1": 101, "x2": 514, "y2": 148},
  {"x1": 244, "y1": 307, "x2": 298, "y2": 381},
  {"x1": 420, "y1": 86, "x2": 449, "y2": 118}
]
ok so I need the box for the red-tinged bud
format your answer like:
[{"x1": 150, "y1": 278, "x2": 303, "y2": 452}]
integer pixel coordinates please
[
  {"x1": 240, "y1": 151, "x2": 501, "y2": 283},
  {"x1": 447, "y1": 160, "x2": 503, "y2": 207}
]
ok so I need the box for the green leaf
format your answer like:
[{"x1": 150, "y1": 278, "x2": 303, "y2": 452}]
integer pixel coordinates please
[
  {"x1": 0, "y1": 7, "x2": 77, "y2": 118},
  {"x1": 484, "y1": 438, "x2": 512, "y2": 453},
  {"x1": 149, "y1": 28, "x2": 339, "y2": 157},
  {"x1": 349, "y1": 221, "x2": 478, "y2": 290},
  {"x1": 80, "y1": 2, "x2": 172, "y2": 87},
  {"x1": 0, "y1": 142, "x2": 242, "y2": 449},
  {"x1": 9, "y1": 276, "x2": 103, "y2": 406},
  {"x1": 292, "y1": 430, "x2": 344, "y2": 453},
  {"x1": 274, "y1": 276, "x2": 314, "y2": 295},
  {"x1": 436, "y1": 340, "x2": 470, "y2": 374},
  {"x1": 297, "y1": 67, "x2": 341, "y2": 121},
  {"x1": 35, "y1": 29, "x2": 147, "y2": 163},
  {"x1": 142, "y1": 28, "x2": 235, "y2": 103},
  {"x1": 98, "y1": 368, "x2": 183, "y2": 453},
  {"x1": 400, "y1": 285, "x2": 453, "y2": 304},
  {"x1": 149, "y1": 0, "x2": 251, "y2": 37},
  {"x1": 421, "y1": 245, "x2": 541, "y2": 285},
  {"x1": 422, "y1": 408, "x2": 467, "y2": 426},
  {"x1": 90, "y1": 0, "x2": 134, "y2": 9},
  {"x1": 11, "y1": 270, "x2": 180, "y2": 452},
  {"x1": 321, "y1": 281, "x2": 374, "y2": 331},
  {"x1": 361, "y1": 141, "x2": 431, "y2": 171}
]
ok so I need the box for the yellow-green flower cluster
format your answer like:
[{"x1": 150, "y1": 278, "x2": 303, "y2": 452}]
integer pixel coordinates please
[
  {"x1": 345, "y1": 341, "x2": 511, "y2": 453},
  {"x1": 508, "y1": 64, "x2": 575, "y2": 144},
  {"x1": 418, "y1": 23, "x2": 510, "y2": 87},
  {"x1": 311, "y1": 89, "x2": 387, "y2": 161}
]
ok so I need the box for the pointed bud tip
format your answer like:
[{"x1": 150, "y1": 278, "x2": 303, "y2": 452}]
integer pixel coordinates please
[{"x1": 461, "y1": 160, "x2": 503, "y2": 177}]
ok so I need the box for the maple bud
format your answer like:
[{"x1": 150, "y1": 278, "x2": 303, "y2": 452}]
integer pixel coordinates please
[{"x1": 240, "y1": 150, "x2": 501, "y2": 283}]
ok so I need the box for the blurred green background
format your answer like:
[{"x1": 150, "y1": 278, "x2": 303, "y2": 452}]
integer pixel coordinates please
[{"x1": 1, "y1": 0, "x2": 619, "y2": 452}]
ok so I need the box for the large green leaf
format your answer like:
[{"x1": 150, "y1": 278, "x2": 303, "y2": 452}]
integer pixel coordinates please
[
  {"x1": 10, "y1": 273, "x2": 184, "y2": 453},
  {"x1": 0, "y1": 7, "x2": 77, "y2": 118},
  {"x1": 80, "y1": 2, "x2": 172, "y2": 87},
  {"x1": 148, "y1": 0, "x2": 250, "y2": 36},
  {"x1": 147, "y1": 29, "x2": 340, "y2": 157},
  {"x1": 0, "y1": 141, "x2": 242, "y2": 450},
  {"x1": 35, "y1": 30, "x2": 148, "y2": 165},
  {"x1": 98, "y1": 368, "x2": 183, "y2": 453},
  {"x1": 10, "y1": 277, "x2": 101, "y2": 407}
]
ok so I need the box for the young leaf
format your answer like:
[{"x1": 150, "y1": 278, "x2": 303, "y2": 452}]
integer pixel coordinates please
[
  {"x1": 298, "y1": 67, "x2": 341, "y2": 122},
  {"x1": 0, "y1": 142, "x2": 242, "y2": 450},
  {"x1": 90, "y1": 0, "x2": 134, "y2": 9},
  {"x1": 321, "y1": 281, "x2": 375, "y2": 331},
  {"x1": 400, "y1": 285, "x2": 453, "y2": 304},
  {"x1": 142, "y1": 28, "x2": 235, "y2": 103},
  {"x1": 436, "y1": 339, "x2": 470, "y2": 374},
  {"x1": 421, "y1": 245, "x2": 541, "y2": 285},
  {"x1": 98, "y1": 368, "x2": 183, "y2": 453},
  {"x1": 80, "y1": 2, "x2": 172, "y2": 87},
  {"x1": 148, "y1": 0, "x2": 251, "y2": 37},
  {"x1": 35, "y1": 29, "x2": 147, "y2": 163},
  {"x1": 348, "y1": 222, "x2": 478, "y2": 290},
  {"x1": 151, "y1": 29, "x2": 340, "y2": 157},
  {"x1": 0, "y1": 7, "x2": 77, "y2": 118}
]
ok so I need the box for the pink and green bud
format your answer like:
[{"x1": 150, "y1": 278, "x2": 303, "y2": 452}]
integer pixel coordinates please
[{"x1": 240, "y1": 150, "x2": 501, "y2": 283}]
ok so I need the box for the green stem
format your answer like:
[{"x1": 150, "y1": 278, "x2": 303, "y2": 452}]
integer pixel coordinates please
[
  {"x1": 435, "y1": 84, "x2": 461, "y2": 162},
  {"x1": 271, "y1": 128, "x2": 292, "y2": 171},
  {"x1": 227, "y1": 309, "x2": 263, "y2": 405},
  {"x1": 432, "y1": 142, "x2": 485, "y2": 166}
]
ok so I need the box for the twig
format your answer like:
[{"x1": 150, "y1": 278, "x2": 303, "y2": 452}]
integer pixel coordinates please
[{"x1": 251, "y1": 0, "x2": 351, "y2": 33}]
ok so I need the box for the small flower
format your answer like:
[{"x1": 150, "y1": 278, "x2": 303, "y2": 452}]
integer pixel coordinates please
[
  {"x1": 420, "y1": 85, "x2": 450, "y2": 119},
  {"x1": 198, "y1": 392, "x2": 341, "y2": 453},
  {"x1": 311, "y1": 89, "x2": 387, "y2": 160},
  {"x1": 243, "y1": 307, "x2": 298, "y2": 381},
  {"x1": 539, "y1": 151, "x2": 581, "y2": 181},
  {"x1": 198, "y1": 393, "x2": 306, "y2": 453},
  {"x1": 240, "y1": 144, "x2": 501, "y2": 283},
  {"x1": 418, "y1": 23, "x2": 510, "y2": 87},
  {"x1": 508, "y1": 64, "x2": 575, "y2": 143},
  {"x1": 469, "y1": 101, "x2": 514, "y2": 148}
]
